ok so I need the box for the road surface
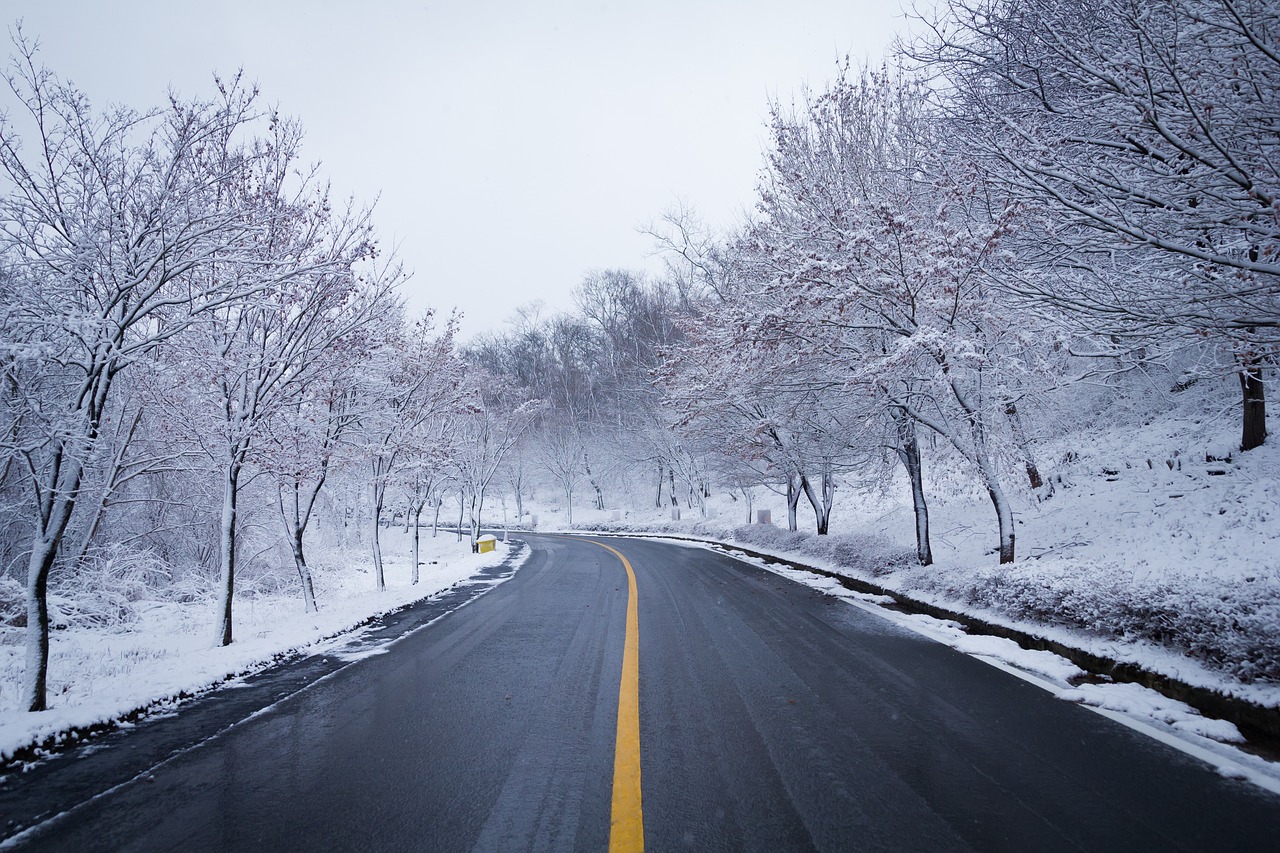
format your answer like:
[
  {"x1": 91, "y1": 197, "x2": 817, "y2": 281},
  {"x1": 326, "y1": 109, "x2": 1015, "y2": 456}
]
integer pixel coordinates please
[{"x1": 3, "y1": 533, "x2": 1279, "y2": 851}]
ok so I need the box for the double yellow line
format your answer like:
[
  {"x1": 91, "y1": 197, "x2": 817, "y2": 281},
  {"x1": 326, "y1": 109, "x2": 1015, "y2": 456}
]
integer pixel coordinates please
[{"x1": 587, "y1": 540, "x2": 644, "y2": 853}]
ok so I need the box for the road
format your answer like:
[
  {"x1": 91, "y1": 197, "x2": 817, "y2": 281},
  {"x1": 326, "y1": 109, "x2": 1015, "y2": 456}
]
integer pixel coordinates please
[{"x1": 4, "y1": 534, "x2": 1279, "y2": 851}]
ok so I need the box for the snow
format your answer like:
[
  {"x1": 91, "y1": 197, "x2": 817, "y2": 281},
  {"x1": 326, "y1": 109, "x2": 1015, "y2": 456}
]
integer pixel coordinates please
[
  {"x1": 0, "y1": 530, "x2": 526, "y2": 764},
  {"x1": 1057, "y1": 682, "x2": 1245, "y2": 743}
]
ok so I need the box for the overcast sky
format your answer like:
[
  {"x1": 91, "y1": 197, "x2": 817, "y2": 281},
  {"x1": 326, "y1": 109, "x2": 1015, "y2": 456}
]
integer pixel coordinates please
[{"x1": 4, "y1": 1, "x2": 913, "y2": 338}]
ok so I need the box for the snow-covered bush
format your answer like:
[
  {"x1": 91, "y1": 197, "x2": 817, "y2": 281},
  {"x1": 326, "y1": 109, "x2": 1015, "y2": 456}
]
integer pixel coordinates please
[
  {"x1": 47, "y1": 548, "x2": 174, "y2": 631},
  {"x1": 935, "y1": 568, "x2": 1280, "y2": 684},
  {"x1": 0, "y1": 577, "x2": 22, "y2": 628},
  {"x1": 571, "y1": 517, "x2": 738, "y2": 539},
  {"x1": 730, "y1": 524, "x2": 917, "y2": 578}
]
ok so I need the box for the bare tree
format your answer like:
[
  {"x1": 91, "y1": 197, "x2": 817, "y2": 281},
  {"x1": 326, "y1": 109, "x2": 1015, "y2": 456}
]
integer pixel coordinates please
[
  {"x1": 536, "y1": 426, "x2": 586, "y2": 526},
  {"x1": 397, "y1": 412, "x2": 460, "y2": 583}
]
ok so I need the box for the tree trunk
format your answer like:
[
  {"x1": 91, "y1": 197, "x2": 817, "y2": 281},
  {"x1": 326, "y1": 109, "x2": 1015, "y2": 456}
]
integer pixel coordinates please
[
  {"x1": 820, "y1": 470, "x2": 834, "y2": 534},
  {"x1": 370, "y1": 481, "x2": 386, "y2": 592},
  {"x1": 583, "y1": 453, "x2": 605, "y2": 510},
  {"x1": 468, "y1": 489, "x2": 485, "y2": 550},
  {"x1": 1004, "y1": 401, "x2": 1043, "y2": 490},
  {"x1": 656, "y1": 461, "x2": 665, "y2": 509},
  {"x1": 895, "y1": 414, "x2": 933, "y2": 566},
  {"x1": 800, "y1": 475, "x2": 818, "y2": 534},
  {"x1": 24, "y1": 535, "x2": 58, "y2": 712},
  {"x1": 800, "y1": 469, "x2": 834, "y2": 535},
  {"x1": 411, "y1": 505, "x2": 422, "y2": 584},
  {"x1": 23, "y1": 416, "x2": 95, "y2": 709},
  {"x1": 786, "y1": 471, "x2": 802, "y2": 532},
  {"x1": 1241, "y1": 360, "x2": 1267, "y2": 451},
  {"x1": 216, "y1": 460, "x2": 242, "y2": 646},
  {"x1": 669, "y1": 468, "x2": 679, "y2": 507},
  {"x1": 290, "y1": 530, "x2": 319, "y2": 613},
  {"x1": 278, "y1": 479, "x2": 322, "y2": 614},
  {"x1": 947, "y1": 379, "x2": 1016, "y2": 563},
  {"x1": 972, "y1": 432, "x2": 1015, "y2": 563},
  {"x1": 987, "y1": 481, "x2": 1015, "y2": 564},
  {"x1": 456, "y1": 493, "x2": 465, "y2": 543},
  {"x1": 566, "y1": 486, "x2": 574, "y2": 527},
  {"x1": 23, "y1": 446, "x2": 84, "y2": 710},
  {"x1": 432, "y1": 495, "x2": 442, "y2": 538}
]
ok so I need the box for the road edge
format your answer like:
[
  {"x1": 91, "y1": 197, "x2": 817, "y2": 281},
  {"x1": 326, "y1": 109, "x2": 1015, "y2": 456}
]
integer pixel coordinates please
[
  {"x1": 0, "y1": 542, "x2": 530, "y2": 776},
  {"x1": 558, "y1": 530, "x2": 1280, "y2": 758}
]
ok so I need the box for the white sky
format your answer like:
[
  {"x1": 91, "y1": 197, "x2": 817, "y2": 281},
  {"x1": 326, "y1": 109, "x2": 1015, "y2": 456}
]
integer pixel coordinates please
[{"x1": 4, "y1": 1, "x2": 912, "y2": 338}]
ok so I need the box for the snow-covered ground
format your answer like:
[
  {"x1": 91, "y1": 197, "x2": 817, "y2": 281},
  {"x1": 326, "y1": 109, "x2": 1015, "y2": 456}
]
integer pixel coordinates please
[{"x1": 0, "y1": 529, "x2": 522, "y2": 763}]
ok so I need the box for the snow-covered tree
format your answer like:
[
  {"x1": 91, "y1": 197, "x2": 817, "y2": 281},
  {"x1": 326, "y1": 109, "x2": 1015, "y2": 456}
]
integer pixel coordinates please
[
  {"x1": 166, "y1": 112, "x2": 398, "y2": 644},
  {"x1": 450, "y1": 379, "x2": 541, "y2": 549},
  {"x1": 260, "y1": 287, "x2": 392, "y2": 611},
  {"x1": 359, "y1": 310, "x2": 463, "y2": 591},
  {"x1": 911, "y1": 0, "x2": 1280, "y2": 449},
  {"x1": 0, "y1": 40, "x2": 271, "y2": 709},
  {"x1": 709, "y1": 66, "x2": 1063, "y2": 561}
]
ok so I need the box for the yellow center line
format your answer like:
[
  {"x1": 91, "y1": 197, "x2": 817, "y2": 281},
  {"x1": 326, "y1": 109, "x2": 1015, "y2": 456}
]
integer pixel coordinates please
[{"x1": 586, "y1": 539, "x2": 644, "y2": 853}]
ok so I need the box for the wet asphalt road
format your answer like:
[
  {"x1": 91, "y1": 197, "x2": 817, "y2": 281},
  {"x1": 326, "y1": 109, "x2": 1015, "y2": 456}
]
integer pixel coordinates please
[{"x1": 4, "y1": 533, "x2": 1280, "y2": 851}]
